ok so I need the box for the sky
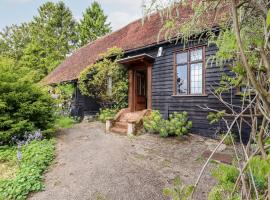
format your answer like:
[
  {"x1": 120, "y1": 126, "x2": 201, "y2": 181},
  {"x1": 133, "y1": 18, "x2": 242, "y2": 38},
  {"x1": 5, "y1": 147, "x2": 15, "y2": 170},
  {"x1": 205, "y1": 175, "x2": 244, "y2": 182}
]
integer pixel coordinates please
[{"x1": 0, "y1": 0, "x2": 143, "y2": 31}]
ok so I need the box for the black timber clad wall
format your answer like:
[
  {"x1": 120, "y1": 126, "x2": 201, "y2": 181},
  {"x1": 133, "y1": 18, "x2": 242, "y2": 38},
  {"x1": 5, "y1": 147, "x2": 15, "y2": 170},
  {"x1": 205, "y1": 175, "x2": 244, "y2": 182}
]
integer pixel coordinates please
[
  {"x1": 72, "y1": 85, "x2": 100, "y2": 116},
  {"x1": 126, "y1": 40, "x2": 249, "y2": 139}
]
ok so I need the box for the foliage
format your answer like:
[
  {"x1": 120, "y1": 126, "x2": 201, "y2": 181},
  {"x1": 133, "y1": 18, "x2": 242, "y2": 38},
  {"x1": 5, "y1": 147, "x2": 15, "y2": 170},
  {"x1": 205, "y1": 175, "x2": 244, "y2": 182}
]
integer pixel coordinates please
[
  {"x1": 0, "y1": 139, "x2": 55, "y2": 200},
  {"x1": 143, "y1": 111, "x2": 192, "y2": 137},
  {"x1": 0, "y1": 57, "x2": 56, "y2": 145},
  {"x1": 143, "y1": 1, "x2": 270, "y2": 198},
  {"x1": 19, "y1": 1, "x2": 78, "y2": 81},
  {"x1": 167, "y1": 112, "x2": 193, "y2": 137},
  {"x1": 143, "y1": 110, "x2": 164, "y2": 134},
  {"x1": 249, "y1": 155, "x2": 270, "y2": 191},
  {"x1": 163, "y1": 176, "x2": 194, "y2": 200},
  {"x1": 54, "y1": 116, "x2": 76, "y2": 129},
  {"x1": 0, "y1": 23, "x2": 31, "y2": 61},
  {"x1": 219, "y1": 133, "x2": 236, "y2": 146},
  {"x1": 78, "y1": 47, "x2": 128, "y2": 108},
  {"x1": 207, "y1": 111, "x2": 226, "y2": 125},
  {"x1": 78, "y1": 1, "x2": 111, "y2": 46},
  {"x1": 98, "y1": 108, "x2": 118, "y2": 123},
  {"x1": 50, "y1": 83, "x2": 75, "y2": 115},
  {"x1": 208, "y1": 164, "x2": 240, "y2": 200}
]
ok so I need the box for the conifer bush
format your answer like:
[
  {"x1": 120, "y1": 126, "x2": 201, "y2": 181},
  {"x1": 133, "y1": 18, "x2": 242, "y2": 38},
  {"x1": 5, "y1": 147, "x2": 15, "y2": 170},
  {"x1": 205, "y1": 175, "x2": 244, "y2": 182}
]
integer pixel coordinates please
[{"x1": 0, "y1": 57, "x2": 56, "y2": 145}]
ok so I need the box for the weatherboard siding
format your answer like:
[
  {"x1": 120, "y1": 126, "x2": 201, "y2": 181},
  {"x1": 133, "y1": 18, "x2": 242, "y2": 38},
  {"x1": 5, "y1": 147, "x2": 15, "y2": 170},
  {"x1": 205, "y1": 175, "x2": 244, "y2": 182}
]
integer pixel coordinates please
[
  {"x1": 72, "y1": 85, "x2": 100, "y2": 116},
  {"x1": 126, "y1": 40, "x2": 248, "y2": 138}
]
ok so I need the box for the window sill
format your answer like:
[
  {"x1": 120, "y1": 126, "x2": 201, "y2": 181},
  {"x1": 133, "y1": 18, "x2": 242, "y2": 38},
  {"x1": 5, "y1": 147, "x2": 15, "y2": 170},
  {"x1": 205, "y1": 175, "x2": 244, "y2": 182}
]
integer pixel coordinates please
[{"x1": 171, "y1": 94, "x2": 208, "y2": 97}]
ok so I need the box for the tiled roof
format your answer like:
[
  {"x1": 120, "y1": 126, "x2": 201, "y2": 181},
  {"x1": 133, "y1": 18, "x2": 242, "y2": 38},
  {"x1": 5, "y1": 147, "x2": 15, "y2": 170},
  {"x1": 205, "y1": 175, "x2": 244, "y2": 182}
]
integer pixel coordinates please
[{"x1": 43, "y1": 3, "x2": 227, "y2": 84}]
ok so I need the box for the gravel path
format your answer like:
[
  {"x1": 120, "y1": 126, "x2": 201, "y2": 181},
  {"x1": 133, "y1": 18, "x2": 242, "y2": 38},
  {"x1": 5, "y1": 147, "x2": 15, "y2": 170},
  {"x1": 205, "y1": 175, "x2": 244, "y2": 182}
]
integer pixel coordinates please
[{"x1": 29, "y1": 121, "x2": 217, "y2": 200}]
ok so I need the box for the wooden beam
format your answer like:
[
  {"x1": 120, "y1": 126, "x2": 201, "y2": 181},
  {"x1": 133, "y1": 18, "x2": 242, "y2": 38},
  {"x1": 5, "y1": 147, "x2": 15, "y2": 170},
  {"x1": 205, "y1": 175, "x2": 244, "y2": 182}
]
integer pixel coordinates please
[{"x1": 147, "y1": 64, "x2": 152, "y2": 109}]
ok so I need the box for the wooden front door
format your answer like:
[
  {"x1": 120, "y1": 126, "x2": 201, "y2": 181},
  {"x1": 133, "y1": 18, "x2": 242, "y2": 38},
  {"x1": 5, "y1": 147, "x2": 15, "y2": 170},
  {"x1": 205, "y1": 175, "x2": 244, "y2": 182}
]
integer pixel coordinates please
[{"x1": 135, "y1": 70, "x2": 147, "y2": 111}]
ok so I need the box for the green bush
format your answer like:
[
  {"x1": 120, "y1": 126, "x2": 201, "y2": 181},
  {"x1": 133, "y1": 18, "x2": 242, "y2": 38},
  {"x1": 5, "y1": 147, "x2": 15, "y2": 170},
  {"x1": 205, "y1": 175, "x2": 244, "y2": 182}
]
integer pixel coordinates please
[
  {"x1": 98, "y1": 108, "x2": 118, "y2": 123},
  {"x1": 0, "y1": 139, "x2": 55, "y2": 200},
  {"x1": 54, "y1": 116, "x2": 76, "y2": 129},
  {"x1": 248, "y1": 155, "x2": 270, "y2": 191},
  {"x1": 219, "y1": 133, "x2": 236, "y2": 146},
  {"x1": 167, "y1": 112, "x2": 193, "y2": 137},
  {"x1": 143, "y1": 111, "x2": 192, "y2": 137},
  {"x1": 163, "y1": 176, "x2": 194, "y2": 200},
  {"x1": 208, "y1": 164, "x2": 240, "y2": 200},
  {"x1": 78, "y1": 47, "x2": 128, "y2": 109},
  {"x1": 0, "y1": 57, "x2": 56, "y2": 145},
  {"x1": 142, "y1": 110, "x2": 164, "y2": 134}
]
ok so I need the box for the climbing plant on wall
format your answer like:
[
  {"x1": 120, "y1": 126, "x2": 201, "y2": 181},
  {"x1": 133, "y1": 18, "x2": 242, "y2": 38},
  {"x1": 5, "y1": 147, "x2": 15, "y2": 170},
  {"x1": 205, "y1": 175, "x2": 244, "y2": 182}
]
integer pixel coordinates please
[{"x1": 78, "y1": 47, "x2": 128, "y2": 109}]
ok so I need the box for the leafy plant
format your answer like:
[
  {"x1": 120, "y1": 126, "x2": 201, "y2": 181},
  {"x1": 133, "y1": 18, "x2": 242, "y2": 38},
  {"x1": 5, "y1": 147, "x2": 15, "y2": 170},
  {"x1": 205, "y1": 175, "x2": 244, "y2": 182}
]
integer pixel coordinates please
[
  {"x1": 78, "y1": 47, "x2": 128, "y2": 109},
  {"x1": 54, "y1": 116, "x2": 76, "y2": 129},
  {"x1": 167, "y1": 112, "x2": 193, "y2": 137},
  {"x1": 143, "y1": 111, "x2": 192, "y2": 137},
  {"x1": 0, "y1": 139, "x2": 55, "y2": 200},
  {"x1": 207, "y1": 111, "x2": 226, "y2": 125},
  {"x1": 208, "y1": 164, "x2": 239, "y2": 200},
  {"x1": 50, "y1": 83, "x2": 75, "y2": 115},
  {"x1": 248, "y1": 155, "x2": 270, "y2": 191},
  {"x1": 163, "y1": 176, "x2": 194, "y2": 200},
  {"x1": 143, "y1": 110, "x2": 165, "y2": 134},
  {"x1": 219, "y1": 133, "x2": 236, "y2": 146},
  {"x1": 98, "y1": 108, "x2": 118, "y2": 123}
]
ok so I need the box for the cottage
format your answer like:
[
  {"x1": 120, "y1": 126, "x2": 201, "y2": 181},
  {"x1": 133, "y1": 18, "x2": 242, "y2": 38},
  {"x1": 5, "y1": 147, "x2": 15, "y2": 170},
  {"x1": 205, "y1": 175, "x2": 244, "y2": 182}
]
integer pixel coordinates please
[{"x1": 43, "y1": 4, "x2": 248, "y2": 139}]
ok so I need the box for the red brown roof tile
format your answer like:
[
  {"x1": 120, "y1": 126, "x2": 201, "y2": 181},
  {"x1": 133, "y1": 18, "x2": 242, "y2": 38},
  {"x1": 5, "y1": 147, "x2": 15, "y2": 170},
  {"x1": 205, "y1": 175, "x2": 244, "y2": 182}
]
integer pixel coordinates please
[{"x1": 43, "y1": 3, "x2": 228, "y2": 85}]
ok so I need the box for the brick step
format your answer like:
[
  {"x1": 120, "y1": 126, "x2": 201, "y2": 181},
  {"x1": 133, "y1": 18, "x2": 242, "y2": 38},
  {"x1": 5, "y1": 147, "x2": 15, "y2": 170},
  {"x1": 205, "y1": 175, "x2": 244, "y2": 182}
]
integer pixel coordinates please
[
  {"x1": 110, "y1": 127, "x2": 127, "y2": 135},
  {"x1": 114, "y1": 121, "x2": 128, "y2": 129}
]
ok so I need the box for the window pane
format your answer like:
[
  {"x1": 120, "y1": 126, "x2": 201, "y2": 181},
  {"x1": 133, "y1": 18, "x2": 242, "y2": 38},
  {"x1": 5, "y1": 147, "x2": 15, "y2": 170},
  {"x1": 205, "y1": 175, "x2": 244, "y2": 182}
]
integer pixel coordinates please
[
  {"x1": 176, "y1": 65, "x2": 188, "y2": 95},
  {"x1": 190, "y1": 63, "x2": 203, "y2": 94},
  {"x1": 190, "y1": 48, "x2": 203, "y2": 62},
  {"x1": 176, "y1": 52, "x2": 188, "y2": 64}
]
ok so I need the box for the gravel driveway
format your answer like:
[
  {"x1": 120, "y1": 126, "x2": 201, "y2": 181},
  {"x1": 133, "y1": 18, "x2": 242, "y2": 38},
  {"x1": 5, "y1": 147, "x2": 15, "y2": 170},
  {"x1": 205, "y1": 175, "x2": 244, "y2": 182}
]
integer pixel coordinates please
[{"x1": 29, "y1": 121, "x2": 217, "y2": 200}]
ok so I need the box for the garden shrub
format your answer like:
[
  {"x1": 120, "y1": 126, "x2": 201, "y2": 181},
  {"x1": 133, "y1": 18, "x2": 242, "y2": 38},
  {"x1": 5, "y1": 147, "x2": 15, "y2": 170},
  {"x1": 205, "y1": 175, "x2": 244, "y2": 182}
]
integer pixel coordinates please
[
  {"x1": 219, "y1": 133, "x2": 236, "y2": 146},
  {"x1": 208, "y1": 164, "x2": 240, "y2": 200},
  {"x1": 78, "y1": 47, "x2": 128, "y2": 109},
  {"x1": 248, "y1": 155, "x2": 270, "y2": 192},
  {"x1": 143, "y1": 110, "x2": 192, "y2": 137},
  {"x1": 143, "y1": 110, "x2": 165, "y2": 134},
  {"x1": 50, "y1": 83, "x2": 75, "y2": 115},
  {"x1": 209, "y1": 158, "x2": 270, "y2": 200},
  {"x1": 0, "y1": 139, "x2": 55, "y2": 200},
  {"x1": 0, "y1": 57, "x2": 56, "y2": 145},
  {"x1": 98, "y1": 108, "x2": 118, "y2": 123},
  {"x1": 163, "y1": 176, "x2": 194, "y2": 200},
  {"x1": 167, "y1": 112, "x2": 193, "y2": 137},
  {"x1": 54, "y1": 116, "x2": 76, "y2": 129}
]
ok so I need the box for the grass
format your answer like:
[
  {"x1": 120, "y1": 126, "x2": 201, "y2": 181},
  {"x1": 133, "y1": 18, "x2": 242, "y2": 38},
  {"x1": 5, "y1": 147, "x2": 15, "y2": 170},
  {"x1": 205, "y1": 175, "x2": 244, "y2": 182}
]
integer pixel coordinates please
[
  {"x1": 0, "y1": 139, "x2": 55, "y2": 200},
  {"x1": 55, "y1": 116, "x2": 76, "y2": 129}
]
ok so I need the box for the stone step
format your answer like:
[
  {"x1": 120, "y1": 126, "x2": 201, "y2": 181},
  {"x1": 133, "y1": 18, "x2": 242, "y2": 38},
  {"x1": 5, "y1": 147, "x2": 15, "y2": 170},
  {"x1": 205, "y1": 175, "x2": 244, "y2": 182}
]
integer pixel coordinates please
[
  {"x1": 119, "y1": 110, "x2": 144, "y2": 123},
  {"x1": 110, "y1": 127, "x2": 127, "y2": 135},
  {"x1": 114, "y1": 121, "x2": 128, "y2": 129}
]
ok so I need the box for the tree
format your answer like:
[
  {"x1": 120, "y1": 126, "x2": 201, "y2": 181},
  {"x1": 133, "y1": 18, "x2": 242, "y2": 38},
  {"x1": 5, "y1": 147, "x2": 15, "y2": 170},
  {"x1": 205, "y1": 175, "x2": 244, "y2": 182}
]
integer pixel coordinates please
[
  {"x1": 78, "y1": 1, "x2": 111, "y2": 46},
  {"x1": 19, "y1": 1, "x2": 78, "y2": 81},
  {"x1": 0, "y1": 56, "x2": 56, "y2": 145},
  {"x1": 143, "y1": 0, "x2": 270, "y2": 199},
  {"x1": 0, "y1": 23, "x2": 31, "y2": 61}
]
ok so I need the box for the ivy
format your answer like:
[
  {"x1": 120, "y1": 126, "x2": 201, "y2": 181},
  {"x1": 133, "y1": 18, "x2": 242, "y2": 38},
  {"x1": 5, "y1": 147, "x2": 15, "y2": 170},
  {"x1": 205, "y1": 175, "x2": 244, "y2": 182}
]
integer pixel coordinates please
[{"x1": 78, "y1": 47, "x2": 128, "y2": 109}]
